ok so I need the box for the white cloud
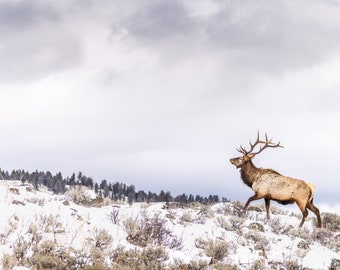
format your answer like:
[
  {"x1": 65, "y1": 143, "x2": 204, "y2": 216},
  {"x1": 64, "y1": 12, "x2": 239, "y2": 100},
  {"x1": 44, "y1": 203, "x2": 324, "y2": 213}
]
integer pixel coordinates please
[{"x1": 0, "y1": 0, "x2": 339, "y2": 203}]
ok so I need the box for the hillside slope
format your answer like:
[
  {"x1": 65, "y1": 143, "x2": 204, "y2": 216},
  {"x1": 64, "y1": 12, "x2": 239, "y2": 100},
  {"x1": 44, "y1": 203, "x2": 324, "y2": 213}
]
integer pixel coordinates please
[{"x1": 0, "y1": 181, "x2": 339, "y2": 270}]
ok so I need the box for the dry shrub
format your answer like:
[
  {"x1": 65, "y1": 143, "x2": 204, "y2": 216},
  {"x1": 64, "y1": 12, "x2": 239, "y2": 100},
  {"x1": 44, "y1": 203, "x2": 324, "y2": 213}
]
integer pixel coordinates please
[
  {"x1": 91, "y1": 196, "x2": 112, "y2": 207},
  {"x1": 31, "y1": 241, "x2": 79, "y2": 269},
  {"x1": 322, "y1": 213, "x2": 340, "y2": 232},
  {"x1": 124, "y1": 212, "x2": 182, "y2": 249},
  {"x1": 329, "y1": 258, "x2": 340, "y2": 270},
  {"x1": 13, "y1": 236, "x2": 30, "y2": 266},
  {"x1": 27, "y1": 223, "x2": 43, "y2": 245},
  {"x1": 67, "y1": 186, "x2": 91, "y2": 205},
  {"x1": 248, "y1": 222, "x2": 265, "y2": 232},
  {"x1": 84, "y1": 263, "x2": 106, "y2": 270},
  {"x1": 168, "y1": 259, "x2": 209, "y2": 270},
  {"x1": 297, "y1": 240, "x2": 310, "y2": 250},
  {"x1": 67, "y1": 186, "x2": 111, "y2": 207},
  {"x1": 124, "y1": 217, "x2": 141, "y2": 244},
  {"x1": 57, "y1": 249, "x2": 77, "y2": 269},
  {"x1": 197, "y1": 205, "x2": 214, "y2": 220},
  {"x1": 140, "y1": 247, "x2": 168, "y2": 269},
  {"x1": 250, "y1": 259, "x2": 265, "y2": 270},
  {"x1": 216, "y1": 216, "x2": 229, "y2": 230},
  {"x1": 88, "y1": 248, "x2": 105, "y2": 268},
  {"x1": 38, "y1": 213, "x2": 64, "y2": 234},
  {"x1": 226, "y1": 216, "x2": 245, "y2": 231},
  {"x1": 165, "y1": 209, "x2": 177, "y2": 222},
  {"x1": 82, "y1": 228, "x2": 113, "y2": 268},
  {"x1": 12, "y1": 200, "x2": 25, "y2": 206},
  {"x1": 215, "y1": 202, "x2": 235, "y2": 215},
  {"x1": 205, "y1": 239, "x2": 229, "y2": 263},
  {"x1": 215, "y1": 201, "x2": 244, "y2": 219},
  {"x1": 5, "y1": 217, "x2": 18, "y2": 236},
  {"x1": 111, "y1": 247, "x2": 139, "y2": 267},
  {"x1": 71, "y1": 249, "x2": 91, "y2": 269},
  {"x1": 289, "y1": 227, "x2": 313, "y2": 242},
  {"x1": 3, "y1": 225, "x2": 68, "y2": 269},
  {"x1": 179, "y1": 210, "x2": 194, "y2": 224},
  {"x1": 63, "y1": 200, "x2": 70, "y2": 206},
  {"x1": 231, "y1": 201, "x2": 245, "y2": 217},
  {"x1": 244, "y1": 232, "x2": 269, "y2": 254},
  {"x1": 247, "y1": 205, "x2": 263, "y2": 213},
  {"x1": 268, "y1": 217, "x2": 293, "y2": 235},
  {"x1": 196, "y1": 238, "x2": 230, "y2": 263},
  {"x1": 327, "y1": 235, "x2": 340, "y2": 253},
  {"x1": 3, "y1": 226, "x2": 108, "y2": 270},
  {"x1": 31, "y1": 254, "x2": 60, "y2": 270},
  {"x1": 108, "y1": 207, "x2": 120, "y2": 224},
  {"x1": 268, "y1": 259, "x2": 301, "y2": 270},
  {"x1": 31, "y1": 240, "x2": 60, "y2": 270},
  {"x1": 1, "y1": 253, "x2": 16, "y2": 270},
  {"x1": 111, "y1": 246, "x2": 168, "y2": 270},
  {"x1": 312, "y1": 228, "x2": 340, "y2": 253},
  {"x1": 92, "y1": 228, "x2": 113, "y2": 250},
  {"x1": 283, "y1": 258, "x2": 300, "y2": 270},
  {"x1": 313, "y1": 228, "x2": 334, "y2": 246},
  {"x1": 213, "y1": 265, "x2": 239, "y2": 270},
  {"x1": 27, "y1": 197, "x2": 46, "y2": 206}
]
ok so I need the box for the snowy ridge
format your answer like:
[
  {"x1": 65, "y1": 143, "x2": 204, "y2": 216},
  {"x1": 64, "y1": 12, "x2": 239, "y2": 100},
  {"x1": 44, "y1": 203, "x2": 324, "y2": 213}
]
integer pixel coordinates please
[{"x1": 0, "y1": 181, "x2": 339, "y2": 270}]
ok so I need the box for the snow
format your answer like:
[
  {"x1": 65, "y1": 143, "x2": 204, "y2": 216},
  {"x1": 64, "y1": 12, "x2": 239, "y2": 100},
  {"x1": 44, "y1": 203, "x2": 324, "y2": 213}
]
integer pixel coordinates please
[
  {"x1": 0, "y1": 181, "x2": 339, "y2": 269},
  {"x1": 302, "y1": 247, "x2": 340, "y2": 269}
]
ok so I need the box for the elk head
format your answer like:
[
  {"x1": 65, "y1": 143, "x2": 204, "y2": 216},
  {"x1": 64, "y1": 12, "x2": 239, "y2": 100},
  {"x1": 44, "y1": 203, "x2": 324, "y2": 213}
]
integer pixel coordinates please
[{"x1": 230, "y1": 131, "x2": 284, "y2": 169}]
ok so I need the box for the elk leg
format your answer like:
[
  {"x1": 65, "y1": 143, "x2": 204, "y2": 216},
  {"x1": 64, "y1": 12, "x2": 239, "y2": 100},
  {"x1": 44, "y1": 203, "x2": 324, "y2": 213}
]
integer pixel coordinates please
[
  {"x1": 299, "y1": 209, "x2": 308, "y2": 228},
  {"x1": 296, "y1": 201, "x2": 309, "y2": 228},
  {"x1": 307, "y1": 202, "x2": 322, "y2": 228},
  {"x1": 244, "y1": 193, "x2": 263, "y2": 210},
  {"x1": 264, "y1": 198, "x2": 271, "y2": 220}
]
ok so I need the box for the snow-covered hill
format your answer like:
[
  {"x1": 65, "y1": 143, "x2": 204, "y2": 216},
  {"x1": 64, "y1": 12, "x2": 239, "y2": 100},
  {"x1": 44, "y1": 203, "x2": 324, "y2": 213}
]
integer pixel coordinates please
[{"x1": 0, "y1": 181, "x2": 339, "y2": 270}]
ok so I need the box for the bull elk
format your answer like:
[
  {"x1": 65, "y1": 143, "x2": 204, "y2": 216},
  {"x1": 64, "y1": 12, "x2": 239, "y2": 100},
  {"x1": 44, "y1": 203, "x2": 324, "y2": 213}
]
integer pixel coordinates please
[{"x1": 229, "y1": 132, "x2": 322, "y2": 228}]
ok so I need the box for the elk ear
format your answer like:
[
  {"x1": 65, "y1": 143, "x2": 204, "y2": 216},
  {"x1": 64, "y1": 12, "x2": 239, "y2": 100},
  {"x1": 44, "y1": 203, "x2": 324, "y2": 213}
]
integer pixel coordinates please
[{"x1": 248, "y1": 154, "x2": 255, "y2": 160}]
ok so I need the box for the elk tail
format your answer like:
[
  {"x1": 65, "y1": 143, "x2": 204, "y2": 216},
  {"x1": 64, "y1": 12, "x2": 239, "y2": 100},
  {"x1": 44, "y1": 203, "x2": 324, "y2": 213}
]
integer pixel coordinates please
[{"x1": 306, "y1": 182, "x2": 316, "y2": 204}]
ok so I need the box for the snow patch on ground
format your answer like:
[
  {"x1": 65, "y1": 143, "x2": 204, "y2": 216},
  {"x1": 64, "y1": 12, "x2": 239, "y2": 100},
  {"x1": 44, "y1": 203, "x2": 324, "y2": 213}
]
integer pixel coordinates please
[{"x1": 302, "y1": 246, "x2": 340, "y2": 269}]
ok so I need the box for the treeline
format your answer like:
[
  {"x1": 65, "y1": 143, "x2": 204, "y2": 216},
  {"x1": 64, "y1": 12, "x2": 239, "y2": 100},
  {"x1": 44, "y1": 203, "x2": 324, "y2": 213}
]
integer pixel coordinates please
[
  {"x1": 0, "y1": 168, "x2": 221, "y2": 204},
  {"x1": 0, "y1": 169, "x2": 72, "y2": 194},
  {"x1": 94, "y1": 180, "x2": 220, "y2": 204}
]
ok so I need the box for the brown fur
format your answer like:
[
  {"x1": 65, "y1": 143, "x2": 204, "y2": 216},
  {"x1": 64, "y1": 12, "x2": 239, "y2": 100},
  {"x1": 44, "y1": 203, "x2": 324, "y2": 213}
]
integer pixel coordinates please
[{"x1": 230, "y1": 156, "x2": 322, "y2": 228}]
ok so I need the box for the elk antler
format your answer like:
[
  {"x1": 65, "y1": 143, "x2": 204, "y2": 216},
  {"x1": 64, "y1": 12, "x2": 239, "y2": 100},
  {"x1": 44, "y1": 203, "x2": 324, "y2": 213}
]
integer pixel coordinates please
[{"x1": 237, "y1": 131, "x2": 284, "y2": 156}]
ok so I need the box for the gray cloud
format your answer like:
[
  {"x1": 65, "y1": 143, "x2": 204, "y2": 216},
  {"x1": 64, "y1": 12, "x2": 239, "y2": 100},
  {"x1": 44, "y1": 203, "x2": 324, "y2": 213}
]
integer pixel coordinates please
[
  {"x1": 0, "y1": 1, "x2": 82, "y2": 81},
  {"x1": 0, "y1": 0, "x2": 339, "y2": 205},
  {"x1": 0, "y1": 1, "x2": 59, "y2": 29},
  {"x1": 126, "y1": 1, "x2": 196, "y2": 42},
  {"x1": 122, "y1": 0, "x2": 340, "y2": 74}
]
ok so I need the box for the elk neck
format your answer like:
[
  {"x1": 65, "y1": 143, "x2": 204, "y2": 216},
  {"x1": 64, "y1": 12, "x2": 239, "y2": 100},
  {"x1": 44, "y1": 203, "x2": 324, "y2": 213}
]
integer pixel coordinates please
[
  {"x1": 239, "y1": 159, "x2": 261, "y2": 188},
  {"x1": 239, "y1": 159, "x2": 281, "y2": 188}
]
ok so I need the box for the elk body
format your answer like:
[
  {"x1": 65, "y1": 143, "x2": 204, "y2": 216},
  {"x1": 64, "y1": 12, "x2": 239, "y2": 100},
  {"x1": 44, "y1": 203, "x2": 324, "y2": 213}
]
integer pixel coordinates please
[{"x1": 230, "y1": 132, "x2": 322, "y2": 228}]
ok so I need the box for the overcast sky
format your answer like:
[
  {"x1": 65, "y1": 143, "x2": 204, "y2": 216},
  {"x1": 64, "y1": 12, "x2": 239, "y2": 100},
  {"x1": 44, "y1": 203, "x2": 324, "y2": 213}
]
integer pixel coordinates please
[{"x1": 1, "y1": 0, "x2": 340, "y2": 207}]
